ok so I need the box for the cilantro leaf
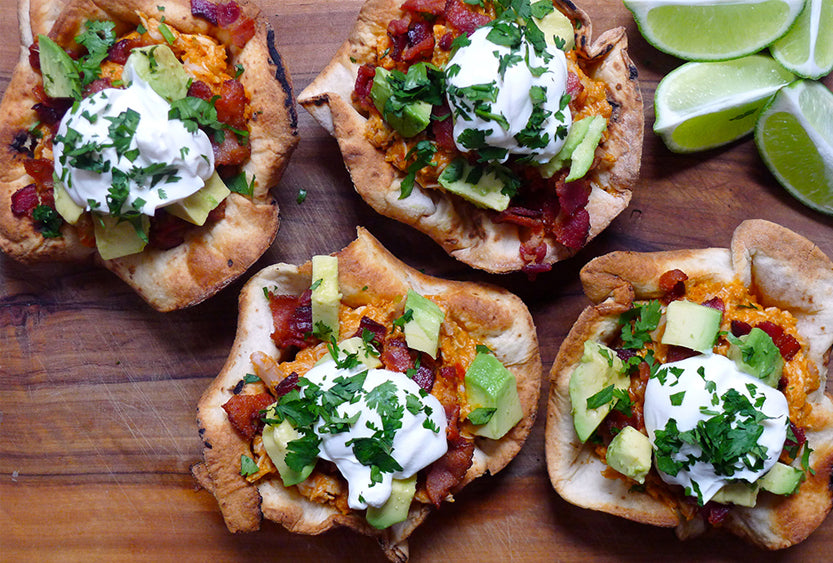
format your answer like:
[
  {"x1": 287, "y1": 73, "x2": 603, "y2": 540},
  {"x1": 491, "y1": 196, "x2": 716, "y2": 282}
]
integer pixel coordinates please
[
  {"x1": 239, "y1": 454, "x2": 259, "y2": 477},
  {"x1": 467, "y1": 407, "x2": 497, "y2": 425}
]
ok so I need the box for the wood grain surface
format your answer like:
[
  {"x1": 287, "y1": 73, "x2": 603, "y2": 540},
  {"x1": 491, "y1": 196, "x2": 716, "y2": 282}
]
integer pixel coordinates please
[{"x1": 2, "y1": 0, "x2": 832, "y2": 561}]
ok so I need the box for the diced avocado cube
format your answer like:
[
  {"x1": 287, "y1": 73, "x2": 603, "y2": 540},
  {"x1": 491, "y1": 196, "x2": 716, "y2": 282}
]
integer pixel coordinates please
[
  {"x1": 758, "y1": 461, "x2": 804, "y2": 495},
  {"x1": 370, "y1": 67, "x2": 431, "y2": 138},
  {"x1": 37, "y1": 35, "x2": 81, "y2": 99},
  {"x1": 315, "y1": 336, "x2": 382, "y2": 369},
  {"x1": 533, "y1": 7, "x2": 575, "y2": 51},
  {"x1": 403, "y1": 290, "x2": 444, "y2": 359},
  {"x1": 569, "y1": 340, "x2": 628, "y2": 443},
  {"x1": 727, "y1": 327, "x2": 784, "y2": 387},
  {"x1": 53, "y1": 178, "x2": 84, "y2": 225},
  {"x1": 711, "y1": 481, "x2": 759, "y2": 507},
  {"x1": 539, "y1": 116, "x2": 605, "y2": 180},
  {"x1": 365, "y1": 475, "x2": 417, "y2": 529},
  {"x1": 125, "y1": 44, "x2": 190, "y2": 102},
  {"x1": 311, "y1": 255, "x2": 341, "y2": 340},
  {"x1": 660, "y1": 300, "x2": 722, "y2": 353},
  {"x1": 464, "y1": 352, "x2": 523, "y2": 440},
  {"x1": 93, "y1": 213, "x2": 150, "y2": 260},
  {"x1": 605, "y1": 426, "x2": 652, "y2": 484},
  {"x1": 438, "y1": 158, "x2": 511, "y2": 212},
  {"x1": 261, "y1": 414, "x2": 316, "y2": 487},
  {"x1": 166, "y1": 172, "x2": 231, "y2": 226}
]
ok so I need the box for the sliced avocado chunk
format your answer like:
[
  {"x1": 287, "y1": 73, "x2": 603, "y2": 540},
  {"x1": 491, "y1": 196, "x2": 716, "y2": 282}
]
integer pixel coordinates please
[
  {"x1": 53, "y1": 177, "x2": 84, "y2": 225},
  {"x1": 438, "y1": 158, "x2": 511, "y2": 211},
  {"x1": 660, "y1": 300, "x2": 722, "y2": 353},
  {"x1": 370, "y1": 67, "x2": 431, "y2": 138},
  {"x1": 402, "y1": 290, "x2": 444, "y2": 359},
  {"x1": 365, "y1": 475, "x2": 417, "y2": 529},
  {"x1": 125, "y1": 44, "x2": 190, "y2": 102},
  {"x1": 315, "y1": 335, "x2": 382, "y2": 369},
  {"x1": 540, "y1": 116, "x2": 606, "y2": 179},
  {"x1": 758, "y1": 461, "x2": 804, "y2": 495},
  {"x1": 166, "y1": 172, "x2": 230, "y2": 226},
  {"x1": 533, "y1": 7, "x2": 575, "y2": 51},
  {"x1": 569, "y1": 340, "x2": 627, "y2": 442},
  {"x1": 565, "y1": 116, "x2": 607, "y2": 181},
  {"x1": 37, "y1": 34, "x2": 81, "y2": 99},
  {"x1": 93, "y1": 213, "x2": 150, "y2": 260},
  {"x1": 261, "y1": 414, "x2": 316, "y2": 487},
  {"x1": 727, "y1": 327, "x2": 784, "y2": 387},
  {"x1": 311, "y1": 255, "x2": 341, "y2": 340},
  {"x1": 605, "y1": 426, "x2": 652, "y2": 484},
  {"x1": 711, "y1": 481, "x2": 759, "y2": 507},
  {"x1": 464, "y1": 351, "x2": 523, "y2": 440}
]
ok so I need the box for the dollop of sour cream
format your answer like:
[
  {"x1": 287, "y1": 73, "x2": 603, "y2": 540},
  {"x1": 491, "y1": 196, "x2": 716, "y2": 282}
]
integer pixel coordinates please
[
  {"x1": 445, "y1": 23, "x2": 571, "y2": 164},
  {"x1": 53, "y1": 62, "x2": 214, "y2": 216},
  {"x1": 644, "y1": 354, "x2": 788, "y2": 504},
  {"x1": 302, "y1": 359, "x2": 448, "y2": 510}
]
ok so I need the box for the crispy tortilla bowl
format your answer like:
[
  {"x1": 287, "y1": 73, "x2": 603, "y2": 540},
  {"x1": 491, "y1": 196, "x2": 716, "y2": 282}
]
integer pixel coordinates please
[
  {"x1": 546, "y1": 219, "x2": 833, "y2": 549},
  {"x1": 298, "y1": 0, "x2": 642, "y2": 275},
  {"x1": 0, "y1": 0, "x2": 298, "y2": 311},
  {"x1": 193, "y1": 227, "x2": 542, "y2": 562}
]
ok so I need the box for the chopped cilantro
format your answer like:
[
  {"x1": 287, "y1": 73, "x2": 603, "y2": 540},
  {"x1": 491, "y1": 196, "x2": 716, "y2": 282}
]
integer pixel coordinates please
[
  {"x1": 226, "y1": 171, "x2": 255, "y2": 197},
  {"x1": 468, "y1": 407, "x2": 497, "y2": 425},
  {"x1": 243, "y1": 373, "x2": 261, "y2": 384},
  {"x1": 619, "y1": 300, "x2": 662, "y2": 349},
  {"x1": 239, "y1": 454, "x2": 259, "y2": 477},
  {"x1": 670, "y1": 391, "x2": 686, "y2": 406},
  {"x1": 399, "y1": 140, "x2": 436, "y2": 198},
  {"x1": 586, "y1": 384, "x2": 615, "y2": 410},
  {"x1": 33, "y1": 205, "x2": 62, "y2": 238}
]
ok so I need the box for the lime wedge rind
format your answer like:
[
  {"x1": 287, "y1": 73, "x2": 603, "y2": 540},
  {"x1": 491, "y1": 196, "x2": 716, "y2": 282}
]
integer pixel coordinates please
[
  {"x1": 653, "y1": 56, "x2": 796, "y2": 153},
  {"x1": 754, "y1": 80, "x2": 833, "y2": 215},
  {"x1": 625, "y1": 0, "x2": 805, "y2": 61},
  {"x1": 771, "y1": 0, "x2": 833, "y2": 79}
]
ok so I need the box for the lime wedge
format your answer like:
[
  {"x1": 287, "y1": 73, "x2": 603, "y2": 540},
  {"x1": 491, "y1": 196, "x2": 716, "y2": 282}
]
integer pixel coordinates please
[
  {"x1": 754, "y1": 80, "x2": 833, "y2": 215},
  {"x1": 624, "y1": 0, "x2": 804, "y2": 61},
  {"x1": 771, "y1": 0, "x2": 833, "y2": 79},
  {"x1": 654, "y1": 55, "x2": 796, "y2": 152}
]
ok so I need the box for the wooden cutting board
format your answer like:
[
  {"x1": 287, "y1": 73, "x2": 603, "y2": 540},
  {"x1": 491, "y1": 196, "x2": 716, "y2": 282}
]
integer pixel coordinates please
[{"x1": 2, "y1": 0, "x2": 832, "y2": 561}]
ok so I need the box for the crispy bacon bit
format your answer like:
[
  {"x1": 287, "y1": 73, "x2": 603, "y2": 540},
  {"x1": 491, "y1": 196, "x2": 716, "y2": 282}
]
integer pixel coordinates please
[
  {"x1": 785, "y1": 420, "x2": 806, "y2": 455},
  {"x1": 216, "y1": 0, "x2": 242, "y2": 26},
  {"x1": 557, "y1": 179, "x2": 588, "y2": 215},
  {"x1": 353, "y1": 64, "x2": 376, "y2": 113},
  {"x1": 380, "y1": 337, "x2": 415, "y2": 373},
  {"x1": 444, "y1": 0, "x2": 491, "y2": 34},
  {"x1": 188, "y1": 79, "x2": 214, "y2": 100},
  {"x1": 275, "y1": 372, "x2": 299, "y2": 397},
  {"x1": 701, "y1": 297, "x2": 724, "y2": 312},
  {"x1": 424, "y1": 433, "x2": 474, "y2": 506},
  {"x1": 666, "y1": 345, "x2": 699, "y2": 363},
  {"x1": 403, "y1": 0, "x2": 446, "y2": 15},
  {"x1": 11, "y1": 185, "x2": 39, "y2": 217},
  {"x1": 412, "y1": 353, "x2": 436, "y2": 391},
  {"x1": 191, "y1": 0, "x2": 219, "y2": 24},
  {"x1": 658, "y1": 269, "x2": 687, "y2": 302},
  {"x1": 33, "y1": 101, "x2": 69, "y2": 126},
  {"x1": 439, "y1": 31, "x2": 454, "y2": 50},
  {"x1": 566, "y1": 72, "x2": 583, "y2": 97},
  {"x1": 554, "y1": 207, "x2": 589, "y2": 249},
  {"x1": 28, "y1": 42, "x2": 40, "y2": 71},
  {"x1": 148, "y1": 211, "x2": 188, "y2": 250},
  {"x1": 388, "y1": 18, "x2": 435, "y2": 62},
  {"x1": 24, "y1": 158, "x2": 54, "y2": 186},
  {"x1": 222, "y1": 392, "x2": 273, "y2": 440},
  {"x1": 213, "y1": 132, "x2": 251, "y2": 166},
  {"x1": 214, "y1": 79, "x2": 248, "y2": 130},
  {"x1": 431, "y1": 103, "x2": 455, "y2": 150},
  {"x1": 83, "y1": 78, "x2": 113, "y2": 98},
  {"x1": 756, "y1": 321, "x2": 801, "y2": 361},
  {"x1": 700, "y1": 502, "x2": 730, "y2": 527},
  {"x1": 351, "y1": 316, "x2": 387, "y2": 349},
  {"x1": 269, "y1": 290, "x2": 314, "y2": 349},
  {"x1": 730, "y1": 320, "x2": 752, "y2": 337},
  {"x1": 108, "y1": 37, "x2": 147, "y2": 64},
  {"x1": 520, "y1": 239, "x2": 547, "y2": 265},
  {"x1": 229, "y1": 15, "x2": 256, "y2": 48}
]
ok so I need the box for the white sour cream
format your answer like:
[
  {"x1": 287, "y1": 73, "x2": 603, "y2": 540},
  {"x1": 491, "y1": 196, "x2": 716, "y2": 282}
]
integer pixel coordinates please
[
  {"x1": 644, "y1": 354, "x2": 788, "y2": 504},
  {"x1": 302, "y1": 360, "x2": 448, "y2": 510},
  {"x1": 445, "y1": 24, "x2": 571, "y2": 164},
  {"x1": 53, "y1": 64, "x2": 214, "y2": 216}
]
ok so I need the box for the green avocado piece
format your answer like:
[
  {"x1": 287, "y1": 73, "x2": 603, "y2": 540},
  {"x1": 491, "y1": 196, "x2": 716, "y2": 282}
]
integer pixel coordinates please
[
  {"x1": 403, "y1": 290, "x2": 445, "y2": 359},
  {"x1": 366, "y1": 475, "x2": 417, "y2": 529},
  {"x1": 166, "y1": 172, "x2": 231, "y2": 226},
  {"x1": 52, "y1": 178, "x2": 84, "y2": 225},
  {"x1": 125, "y1": 44, "x2": 190, "y2": 102},
  {"x1": 605, "y1": 426, "x2": 652, "y2": 484},
  {"x1": 370, "y1": 67, "x2": 431, "y2": 138},
  {"x1": 93, "y1": 213, "x2": 150, "y2": 260},
  {"x1": 261, "y1": 413, "x2": 316, "y2": 487},
  {"x1": 711, "y1": 481, "x2": 759, "y2": 507},
  {"x1": 533, "y1": 7, "x2": 575, "y2": 51},
  {"x1": 540, "y1": 116, "x2": 606, "y2": 180},
  {"x1": 727, "y1": 327, "x2": 784, "y2": 387},
  {"x1": 660, "y1": 300, "x2": 722, "y2": 353},
  {"x1": 758, "y1": 461, "x2": 804, "y2": 495},
  {"x1": 311, "y1": 255, "x2": 341, "y2": 340},
  {"x1": 464, "y1": 351, "x2": 523, "y2": 440},
  {"x1": 438, "y1": 158, "x2": 511, "y2": 211},
  {"x1": 37, "y1": 35, "x2": 81, "y2": 99},
  {"x1": 569, "y1": 340, "x2": 627, "y2": 443}
]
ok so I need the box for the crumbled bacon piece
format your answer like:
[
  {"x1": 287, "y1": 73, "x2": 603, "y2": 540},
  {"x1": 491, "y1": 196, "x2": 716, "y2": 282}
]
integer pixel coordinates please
[
  {"x1": 700, "y1": 502, "x2": 730, "y2": 527},
  {"x1": 658, "y1": 269, "x2": 687, "y2": 302},
  {"x1": 666, "y1": 345, "x2": 699, "y2": 363},
  {"x1": 28, "y1": 42, "x2": 40, "y2": 71},
  {"x1": 554, "y1": 207, "x2": 589, "y2": 249},
  {"x1": 424, "y1": 432, "x2": 474, "y2": 506},
  {"x1": 222, "y1": 392, "x2": 273, "y2": 440},
  {"x1": 11, "y1": 185, "x2": 39, "y2": 217},
  {"x1": 403, "y1": 0, "x2": 446, "y2": 15},
  {"x1": 33, "y1": 101, "x2": 69, "y2": 126},
  {"x1": 438, "y1": 32, "x2": 454, "y2": 50},
  {"x1": 269, "y1": 290, "x2": 314, "y2": 349},
  {"x1": 148, "y1": 211, "x2": 189, "y2": 250},
  {"x1": 380, "y1": 337, "x2": 415, "y2": 373},
  {"x1": 785, "y1": 420, "x2": 806, "y2": 453},
  {"x1": 191, "y1": 0, "x2": 255, "y2": 45},
  {"x1": 83, "y1": 78, "x2": 113, "y2": 98},
  {"x1": 566, "y1": 72, "x2": 583, "y2": 97},
  {"x1": 351, "y1": 316, "x2": 387, "y2": 349},
  {"x1": 730, "y1": 320, "x2": 752, "y2": 337},
  {"x1": 23, "y1": 159, "x2": 54, "y2": 187},
  {"x1": 188, "y1": 80, "x2": 214, "y2": 100},
  {"x1": 216, "y1": 0, "x2": 242, "y2": 26},
  {"x1": 756, "y1": 321, "x2": 801, "y2": 361},
  {"x1": 107, "y1": 37, "x2": 148, "y2": 65},
  {"x1": 213, "y1": 132, "x2": 251, "y2": 166},
  {"x1": 214, "y1": 79, "x2": 248, "y2": 130},
  {"x1": 274, "y1": 372, "x2": 299, "y2": 398},
  {"x1": 411, "y1": 353, "x2": 437, "y2": 391},
  {"x1": 701, "y1": 297, "x2": 724, "y2": 312},
  {"x1": 388, "y1": 18, "x2": 435, "y2": 62},
  {"x1": 444, "y1": 0, "x2": 491, "y2": 34},
  {"x1": 431, "y1": 104, "x2": 455, "y2": 150},
  {"x1": 557, "y1": 179, "x2": 589, "y2": 215},
  {"x1": 353, "y1": 64, "x2": 376, "y2": 113},
  {"x1": 191, "y1": 0, "x2": 219, "y2": 24}
]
